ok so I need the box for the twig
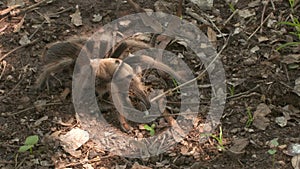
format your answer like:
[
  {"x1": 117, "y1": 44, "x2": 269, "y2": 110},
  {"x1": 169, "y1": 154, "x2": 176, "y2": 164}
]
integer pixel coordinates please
[
  {"x1": 247, "y1": 12, "x2": 272, "y2": 41},
  {"x1": 227, "y1": 84, "x2": 260, "y2": 99},
  {"x1": 29, "y1": 7, "x2": 72, "y2": 39},
  {"x1": 270, "y1": 0, "x2": 275, "y2": 10},
  {"x1": 185, "y1": 8, "x2": 210, "y2": 25},
  {"x1": 283, "y1": 64, "x2": 290, "y2": 82},
  {"x1": 62, "y1": 156, "x2": 111, "y2": 168},
  {"x1": 5, "y1": 75, "x2": 25, "y2": 96},
  {"x1": 0, "y1": 5, "x2": 21, "y2": 16},
  {"x1": 0, "y1": 160, "x2": 14, "y2": 164},
  {"x1": 0, "y1": 38, "x2": 39, "y2": 62},
  {"x1": 0, "y1": 15, "x2": 8, "y2": 23},
  {"x1": 145, "y1": 111, "x2": 199, "y2": 118},
  {"x1": 2, "y1": 102, "x2": 63, "y2": 117},
  {"x1": 0, "y1": 60, "x2": 7, "y2": 80},
  {"x1": 6, "y1": 107, "x2": 35, "y2": 116},
  {"x1": 15, "y1": 156, "x2": 27, "y2": 169},
  {"x1": 227, "y1": 84, "x2": 261, "y2": 100},
  {"x1": 0, "y1": 24, "x2": 8, "y2": 33},
  {"x1": 227, "y1": 92, "x2": 260, "y2": 100},
  {"x1": 203, "y1": 13, "x2": 226, "y2": 42},
  {"x1": 279, "y1": 81, "x2": 295, "y2": 91},
  {"x1": 29, "y1": 21, "x2": 45, "y2": 39},
  {"x1": 48, "y1": 6, "x2": 73, "y2": 17},
  {"x1": 16, "y1": 0, "x2": 52, "y2": 16},
  {"x1": 151, "y1": 35, "x2": 231, "y2": 102},
  {"x1": 224, "y1": 9, "x2": 239, "y2": 26},
  {"x1": 260, "y1": 0, "x2": 269, "y2": 33}
]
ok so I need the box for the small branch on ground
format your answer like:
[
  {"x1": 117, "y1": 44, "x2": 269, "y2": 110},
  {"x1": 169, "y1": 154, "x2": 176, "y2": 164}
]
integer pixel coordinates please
[
  {"x1": 0, "y1": 39, "x2": 39, "y2": 62},
  {"x1": 151, "y1": 34, "x2": 231, "y2": 102}
]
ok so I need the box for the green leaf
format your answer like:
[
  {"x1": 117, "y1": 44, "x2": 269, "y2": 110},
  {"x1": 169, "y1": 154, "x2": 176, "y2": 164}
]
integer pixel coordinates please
[
  {"x1": 144, "y1": 124, "x2": 155, "y2": 136},
  {"x1": 149, "y1": 130, "x2": 155, "y2": 136},
  {"x1": 18, "y1": 145, "x2": 33, "y2": 152},
  {"x1": 268, "y1": 149, "x2": 277, "y2": 155},
  {"x1": 270, "y1": 138, "x2": 279, "y2": 147},
  {"x1": 151, "y1": 124, "x2": 156, "y2": 129},
  {"x1": 278, "y1": 21, "x2": 300, "y2": 27},
  {"x1": 24, "y1": 135, "x2": 39, "y2": 145},
  {"x1": 276, "y1": 41, "x2": 300, "y2": 50},
  {"x1": 144, "y1": 124, "x2": 152, "y2": 131}
]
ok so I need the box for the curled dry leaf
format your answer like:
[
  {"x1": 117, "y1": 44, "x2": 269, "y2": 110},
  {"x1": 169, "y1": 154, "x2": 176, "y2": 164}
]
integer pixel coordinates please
[
  {"x1": 59, "y1": 128, "x2": 89, "y2": 157},
  {"x1": 92, "y1": 14, "x2": 102, "y2": 22},
  {"x1": 19, "y1": 34, "x2": 31, "y2": 45},
  {"x1": 70, "y1": 5, "x2": 82, "y2": 26},
  {"x1": 275, "y1": 116, "x2": 288, "y2": 127}
]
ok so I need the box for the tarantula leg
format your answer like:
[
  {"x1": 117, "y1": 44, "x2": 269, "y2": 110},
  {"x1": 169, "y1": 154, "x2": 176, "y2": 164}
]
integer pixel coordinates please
[{"x1": 34, "y1": 57, "x2": 74, "y2": 90}]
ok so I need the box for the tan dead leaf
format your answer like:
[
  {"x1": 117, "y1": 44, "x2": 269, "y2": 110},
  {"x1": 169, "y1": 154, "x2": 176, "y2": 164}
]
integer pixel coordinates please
[
  {"x1": 253, "y1": 103, "x2": 271, "y2": 130},
  {"x1": 59, "y1": 128, "x2": 89, "y2": 157},
  {"x1": 257, "y1": 36, "x2": 269, "y2": 42},
  {"x1": 292, "y1": 155, "x2": 300, "y2": 169},
  {"x1": 70, "y1": 5, "x2": 82, "y2": 27},
  {"x1": 207, "y1": 26, "x2": 217, "y2": 47},
  {"x1": 228, "y1": 138, "x2": 249, "y2": 154},
  {"x1": 253, "y1": 103, "x2": 271, "y2": 118}
]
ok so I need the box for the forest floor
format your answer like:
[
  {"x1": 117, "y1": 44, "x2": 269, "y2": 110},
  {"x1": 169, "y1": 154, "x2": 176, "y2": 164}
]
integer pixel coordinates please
[{"x1": 0, "y1": 0, "x2": 300, "y2": 168}]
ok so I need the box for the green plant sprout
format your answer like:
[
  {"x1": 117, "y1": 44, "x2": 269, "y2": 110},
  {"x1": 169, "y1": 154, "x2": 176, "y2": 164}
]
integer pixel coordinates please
[
  {"x1": 277, "y1": 15, "x2": 300, "y2": 50},
  {"x1": 268, "y1": 138, "x2": 279, "y2": 169},
  {"x1": 228, "y1": 3, "x2": 235, "y2": 12},
  {"x1": 144, "y1": 124, "x2": 156, "y2": 136},
  {"x1": 202, "y1": 126, "x2": 225, "y2": 150},
  {"x1": 228, "y1": 85, "x2": 235, "y2": 96},
  {"x1": 245, "y1": 107, "x2": 253, "y2": 128},
  {"x1": 172, "y1": 78, "x2": 180, "y2": 93},
  {"x1": 18, "y1": 135, "x2": 39, "y2": 153},
  {"x1": 288, "y1": 0, "x2": 295, "y2": 11}
]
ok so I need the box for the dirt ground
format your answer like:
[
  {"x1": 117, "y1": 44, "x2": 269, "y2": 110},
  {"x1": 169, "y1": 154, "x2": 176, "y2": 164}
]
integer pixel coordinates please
[{"x1": 0, "y1": 0, "x2": 300, "y2": 168}]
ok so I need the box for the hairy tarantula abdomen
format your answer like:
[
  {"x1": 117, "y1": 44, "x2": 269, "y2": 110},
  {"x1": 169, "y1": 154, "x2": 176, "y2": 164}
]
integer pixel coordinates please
[{"x1": 34, "y1": 41, "x2": 84, "y2": 90}]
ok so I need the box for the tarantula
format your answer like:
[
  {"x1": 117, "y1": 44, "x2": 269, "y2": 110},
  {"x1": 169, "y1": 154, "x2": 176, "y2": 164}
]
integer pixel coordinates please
[{"x1": 34, "y1": 36, "x2": 183, "y2": 131}]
